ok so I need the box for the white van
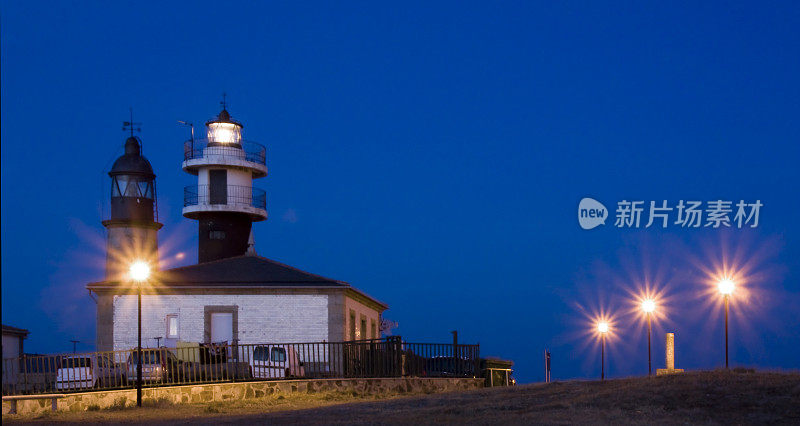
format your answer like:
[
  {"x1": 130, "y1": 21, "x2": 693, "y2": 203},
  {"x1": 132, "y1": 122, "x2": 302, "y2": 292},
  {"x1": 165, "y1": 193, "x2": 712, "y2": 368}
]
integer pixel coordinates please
[
  {"x1": 55, "y1": 354, "x2": 123, "y2": 390},
  {"x1": 250, "y1": 345, "x2": 305, "y2": 379}
]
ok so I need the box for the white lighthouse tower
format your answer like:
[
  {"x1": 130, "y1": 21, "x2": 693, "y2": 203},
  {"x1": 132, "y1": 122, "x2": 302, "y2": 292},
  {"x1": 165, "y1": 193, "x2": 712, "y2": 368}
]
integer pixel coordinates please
[{"x1": 182, "y1": 101, "x2": 267, "y2": 262}]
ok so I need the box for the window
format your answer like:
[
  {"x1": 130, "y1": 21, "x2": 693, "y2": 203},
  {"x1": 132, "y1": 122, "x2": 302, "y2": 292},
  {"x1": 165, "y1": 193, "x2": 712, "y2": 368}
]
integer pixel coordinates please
[
  {"x1": 63, "y1": 357, "x2": 91, "y2": 368},
  {"x1": 371, "y1": 320, "x2": 377, "y2": 339},
  {"x1": 254, "y1": 346, "x2": 268, "y2": 361},
  {"x1": 166, "y1": 315, "x2": 179, "y2": 339},
  {"x1": 271, "y1": 347, "x2": 286, "y2": 363},
  {"x1": 349, "y1": 310, "x2": 356, "y2": 340},
  {"x1": 360, "y1": 315, "x2": 367, "y2": 340},
  {"x1": 209, "y1": 230, "x2": 226, "y2": 240},
  {"x1": 112, "y1": 175, "x2": 154, "y2": 199},
  {"x1": 254, "y1": 346, "x2": 287, "y2": 362},
  {"x1": 129, "y1": 351, "x2": 162, "y2": 364},
  {"x1": 138, "y1": 181, "x2": 154, "y2": 198}
]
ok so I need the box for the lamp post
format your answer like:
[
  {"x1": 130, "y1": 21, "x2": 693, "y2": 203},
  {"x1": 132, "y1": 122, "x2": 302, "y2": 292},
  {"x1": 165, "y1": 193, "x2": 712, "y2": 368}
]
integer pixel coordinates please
[
  {"x1": 130, "y1": 261, "x2": 150, "y2": 407},
  {"x1": 718, "y1": 279, "x2": 734, "y2": 369},
  {"x1": 597, "y1": 321, "x2": 609, "y2": 381},
  {"x1": 641, "y1": 299, "x2": 655, "y2": 376}
]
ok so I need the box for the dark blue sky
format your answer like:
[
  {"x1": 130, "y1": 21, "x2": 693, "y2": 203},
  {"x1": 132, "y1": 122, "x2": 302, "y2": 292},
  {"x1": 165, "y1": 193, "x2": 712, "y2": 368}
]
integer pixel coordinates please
[{"x1": 2, "y1": 1, "x2": 799, "y2": 383}]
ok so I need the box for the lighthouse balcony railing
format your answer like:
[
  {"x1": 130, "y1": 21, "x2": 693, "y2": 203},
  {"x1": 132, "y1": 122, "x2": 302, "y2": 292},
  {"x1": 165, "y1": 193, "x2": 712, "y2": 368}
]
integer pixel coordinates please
[
  {"x1": 184, "y1": 185, "x2": 266, "y2": 210},
  {"x1": 183, "y1": 138, "x2": 266, "y2": 166}
]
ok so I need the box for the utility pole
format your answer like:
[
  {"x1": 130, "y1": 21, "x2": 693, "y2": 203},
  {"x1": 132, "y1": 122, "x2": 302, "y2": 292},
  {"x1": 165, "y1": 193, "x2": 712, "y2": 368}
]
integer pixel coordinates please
[
  {"x1": 544, "y1": 350, "x2": 551, "y2": 383},
  {"x1": 70, "y1": 340, "x2": 80, "y2": 354}
]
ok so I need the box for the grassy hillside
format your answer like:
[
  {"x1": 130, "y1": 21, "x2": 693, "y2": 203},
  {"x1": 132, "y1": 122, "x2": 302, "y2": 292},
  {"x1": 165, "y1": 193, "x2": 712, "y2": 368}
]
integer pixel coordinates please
[
  {"x1": 267, "y1": 369, "x2": 800, "y2": 424},
  {"x1": 6, "y1": 370, "x2": 800, "y2": 425}
]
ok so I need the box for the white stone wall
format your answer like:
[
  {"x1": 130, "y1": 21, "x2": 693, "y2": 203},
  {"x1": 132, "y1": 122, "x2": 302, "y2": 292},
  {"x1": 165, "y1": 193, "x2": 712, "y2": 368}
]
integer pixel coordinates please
[{"x1": 112, "y1": 294, "x2": 329, "y2": 351}]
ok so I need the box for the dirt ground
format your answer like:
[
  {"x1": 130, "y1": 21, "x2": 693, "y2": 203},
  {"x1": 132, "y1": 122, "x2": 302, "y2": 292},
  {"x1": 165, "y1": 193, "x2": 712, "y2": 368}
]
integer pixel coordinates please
[{"x1": 5, "y1": 370, "x2": 800, "y2": 425}]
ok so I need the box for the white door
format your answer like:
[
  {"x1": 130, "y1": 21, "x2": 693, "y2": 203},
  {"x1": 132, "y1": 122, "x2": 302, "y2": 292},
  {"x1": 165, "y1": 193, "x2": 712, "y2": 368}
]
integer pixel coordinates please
[{"x1": 210, "y1": 313, "x2": 233, "y2": 344}]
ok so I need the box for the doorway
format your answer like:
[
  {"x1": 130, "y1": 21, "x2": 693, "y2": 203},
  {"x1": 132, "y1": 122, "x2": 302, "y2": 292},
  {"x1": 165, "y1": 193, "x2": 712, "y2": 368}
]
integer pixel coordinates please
[
  {"x1": 204, "y1": 306, "x2": 238, "y2": 345},
  {"x1": 209, "y1": 169, "x2": 227, "y2": 204},
  {"x1": 210, "y1": 312, "x2": 233, "y2": 344}
]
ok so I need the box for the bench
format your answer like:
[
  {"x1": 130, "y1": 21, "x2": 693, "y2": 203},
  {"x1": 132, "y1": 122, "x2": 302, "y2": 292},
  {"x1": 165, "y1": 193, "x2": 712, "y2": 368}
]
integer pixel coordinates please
[{"x1": 2, "y1": 394, "x2": 65, "y2": 414}]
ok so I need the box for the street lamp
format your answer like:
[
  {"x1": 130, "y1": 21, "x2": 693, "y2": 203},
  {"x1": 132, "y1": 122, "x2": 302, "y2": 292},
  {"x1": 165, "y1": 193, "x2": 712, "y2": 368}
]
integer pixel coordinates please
[
  {"x1": 718, "y1": 278, "x2": 735, "y2": 369},
  {"x1": 597, "y1": 321, "x2": 609, "y2": 381},
  {"x1": 130, "y1": 260, "x2": 150, "y2": 407},
  {"x1": 641, "y1": 299, "x2": 655, "y2": 376}
]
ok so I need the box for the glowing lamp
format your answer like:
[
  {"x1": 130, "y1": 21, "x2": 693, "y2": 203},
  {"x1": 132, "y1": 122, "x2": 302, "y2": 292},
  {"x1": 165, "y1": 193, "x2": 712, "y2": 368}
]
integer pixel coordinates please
[
  {"x1": 208, "y1": 122, "x2": 241, "y2": 144},
  {"x1": 642, "y1": 299, "x2": 656, "y2": 313},
  {"x1": 597, "y1": 321, "x2": 609, "y2": 334},
  {"x1": 206, "y1": 108, "x2": 242, "y2": 145},
  {"x1": 129, "y1": 261, "x2": 151, "y2": 282},
  {"x1": 718, "y1": 279, "x2": 735, "y2": 295}
]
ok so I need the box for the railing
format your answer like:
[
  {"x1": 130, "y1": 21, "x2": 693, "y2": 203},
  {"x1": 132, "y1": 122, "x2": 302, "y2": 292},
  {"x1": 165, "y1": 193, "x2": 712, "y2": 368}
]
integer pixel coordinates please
[
  {"x1": 184, "y1": 185, "x2": 266, "y2": 210},
  {"x1": 1, "y1": 337, "x2": 480, "y2": 396},
  {"x1": 184, "y1": 138, "x2": 266, "y2": 166}
]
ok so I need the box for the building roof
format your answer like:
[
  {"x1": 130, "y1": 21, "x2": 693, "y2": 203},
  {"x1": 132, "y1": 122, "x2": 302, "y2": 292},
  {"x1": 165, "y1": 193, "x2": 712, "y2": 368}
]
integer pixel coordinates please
[
  {"x1": 109, "y1": 136, "x2": 155, "y2": 177},
  {"x1": 162, "y1": 255, "x2": 349, "y2": 286},
  {"x1": 1, "y1": 325, "x2": 30, "y2": 338},
  {"x1": 86, "y1": 255, "x2": 389, "y2": 310},
  {"x1": 90, "y1": 255, "x2": 346, "y2": 287}
]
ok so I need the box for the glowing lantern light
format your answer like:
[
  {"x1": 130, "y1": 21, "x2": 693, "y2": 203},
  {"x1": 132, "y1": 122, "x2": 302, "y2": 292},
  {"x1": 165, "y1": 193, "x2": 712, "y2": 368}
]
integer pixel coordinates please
[{"x1": 208, "y1": 122, "x2": 241, "y2": 144}]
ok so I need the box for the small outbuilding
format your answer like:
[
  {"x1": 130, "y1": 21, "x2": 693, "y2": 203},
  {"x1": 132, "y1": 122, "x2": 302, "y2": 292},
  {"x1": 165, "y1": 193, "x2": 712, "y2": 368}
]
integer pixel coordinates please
[{"x1": 2, "y1": 325, "x2": 29, "y2": 360}]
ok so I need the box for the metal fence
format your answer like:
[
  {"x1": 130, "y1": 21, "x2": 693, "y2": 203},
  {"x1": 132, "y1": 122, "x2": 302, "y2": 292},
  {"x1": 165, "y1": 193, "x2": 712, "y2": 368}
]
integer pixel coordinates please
[
  {"x1": 1, "y1": 337, "x2": 479, "y2": 396},
  {"x1": 184, "y1": 184, "x2": 267, "y2": 210},
  {"x1": 184, "y1": 138, "x2": 267, "y2": 166}
]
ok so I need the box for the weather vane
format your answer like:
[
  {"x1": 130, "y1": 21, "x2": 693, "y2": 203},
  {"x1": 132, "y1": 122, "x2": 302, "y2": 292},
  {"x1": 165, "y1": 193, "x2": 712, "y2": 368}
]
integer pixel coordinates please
[
  {"x1": 220, "y1": 92, "x2": 228, "y2": 110},
  {"x1": 122, "y1": 107, "x2": 142, "y2": 137}
]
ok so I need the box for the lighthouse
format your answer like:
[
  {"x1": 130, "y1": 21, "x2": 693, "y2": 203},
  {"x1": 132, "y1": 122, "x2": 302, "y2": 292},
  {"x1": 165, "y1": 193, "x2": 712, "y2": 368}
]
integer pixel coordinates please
[
  {"x1": 89, "y1": 104, "x2": 387, "y2": 353},
  {"x1": 182, "y1": 103, "x2": 267, "y2": 262},
  {"x1": 102, "y1": 135, "x2": 162, "y2": 281}
]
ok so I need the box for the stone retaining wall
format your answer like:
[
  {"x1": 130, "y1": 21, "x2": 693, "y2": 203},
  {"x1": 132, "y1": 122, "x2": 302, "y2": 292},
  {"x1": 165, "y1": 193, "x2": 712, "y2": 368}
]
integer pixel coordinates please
[{"x1": 3, "y1": 377, "x2": 483, "y2": 416}]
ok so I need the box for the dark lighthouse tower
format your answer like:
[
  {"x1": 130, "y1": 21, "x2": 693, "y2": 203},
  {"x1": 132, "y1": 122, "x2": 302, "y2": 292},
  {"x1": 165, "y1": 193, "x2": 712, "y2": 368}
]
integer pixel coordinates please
[
  {"x1": 182, "y1": 103, "x2": 267, "y2": 263},
  {"x1": 102, "y1": 134, "x2": 162, "y2": 281}
]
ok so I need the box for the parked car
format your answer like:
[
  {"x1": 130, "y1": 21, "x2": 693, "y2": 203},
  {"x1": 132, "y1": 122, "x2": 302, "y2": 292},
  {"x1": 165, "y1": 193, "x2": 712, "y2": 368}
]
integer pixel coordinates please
[
  {"x1": 126, "y1": 349, "x2": 183, "y2": 383},
  {"x1": 55, "y1": 354, "x2": 124, "y2": 390},
  {"x1": 425, "y1": 356, "x2": 477, "y2": 378},
  {"x1": 249, "y1": 345, "x2": 305, "y2": 379}
]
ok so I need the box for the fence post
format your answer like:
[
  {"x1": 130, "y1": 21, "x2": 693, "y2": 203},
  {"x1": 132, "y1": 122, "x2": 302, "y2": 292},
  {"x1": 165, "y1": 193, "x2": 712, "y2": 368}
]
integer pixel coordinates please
[
  {"x1": 231, "y1": 340, "x2": 237, "y2": 383},
  {"x1": 475, "y1": 344, "x2": 480, "y2": 379},
  {"x1": 393, "y1": 336, "x2": 403, "y2": 377},
  {"x1": 22, "y1": 354, "x2": 28, "y2": 393}
]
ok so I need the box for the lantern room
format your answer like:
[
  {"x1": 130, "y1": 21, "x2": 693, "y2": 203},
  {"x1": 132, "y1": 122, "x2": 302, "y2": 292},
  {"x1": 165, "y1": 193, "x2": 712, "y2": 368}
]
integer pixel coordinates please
[
  {"x1": 108, "y1": 136, "x2": 157, "y2": 222},
  {"x1": 206, "y1": 108, "x2": 243, "y2": 146}
]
